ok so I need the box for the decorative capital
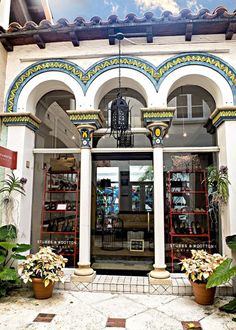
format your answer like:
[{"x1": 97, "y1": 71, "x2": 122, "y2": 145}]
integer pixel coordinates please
[
  {"x1": 141, "y1": 107, "x2": 175, "y2": 147},
  {"x1": 206, "y1": 107, "x2": 236, "y2": 131},
  {"x1": 147, "y1": 122, "x2": 168, "y2": 147},
  {"x1": 77, "y1": 124, "x2": 96, "y2": 148},
  {"x1": 67, "y1": 109, "x2": 104, "y2": 129},
  {"x1": 141, "y1": 107, "x2": 175, "y2": 126},
  {"x1": 0, "y1": 112, "x2": 41, "y2": 131}
]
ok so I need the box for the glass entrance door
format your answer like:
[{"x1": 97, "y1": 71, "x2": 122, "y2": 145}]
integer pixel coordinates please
[{"x1": 91, "y1": 154, "x2": 154, "y2": 273}]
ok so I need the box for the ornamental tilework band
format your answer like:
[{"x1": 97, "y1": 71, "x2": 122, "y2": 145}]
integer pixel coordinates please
[
  {"x1": 212, "y1": 110, "x2": 236, "y2": 127},
  {"x1": 68, "y1": 113, "x2": 103, "y2": 128},
  {"x1": 1, "y1": 114, "x2": 40, "y2": 131},
  {"x1": 5, "y1": 53, "x2": 236, "y2": 113}
]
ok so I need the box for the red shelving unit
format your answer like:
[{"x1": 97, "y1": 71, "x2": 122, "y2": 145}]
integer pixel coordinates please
[
  {"x1": 40, "y1": 170, "x2": 80, "y2": 267},
  {"x1": 167, "y1": 170, "x2": 211, "y2": 272}
]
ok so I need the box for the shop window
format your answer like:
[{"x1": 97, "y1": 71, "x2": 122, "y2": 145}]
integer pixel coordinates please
[{"x1": 163, "y1": 152, "x2": 220, "y2": 273}]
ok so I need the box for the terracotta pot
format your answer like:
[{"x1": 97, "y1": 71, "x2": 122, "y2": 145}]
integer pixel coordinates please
[
  {"x1": 32, "y1": 278, "x2": 54, "y2": 299},
  {"x1": 191, "y1": 281, "x2": 216, "y2": 305}
]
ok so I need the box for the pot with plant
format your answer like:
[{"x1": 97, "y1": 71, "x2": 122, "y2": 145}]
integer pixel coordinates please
[
  {"x1": 18, "y1": 246, "x2": 67, "y2": 299},
  {"x1": 180, "y1": 249, "x2": 226, "y2": 305}
]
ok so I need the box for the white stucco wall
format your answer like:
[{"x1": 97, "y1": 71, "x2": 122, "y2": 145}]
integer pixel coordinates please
[
  {"x1": 217, "y1": 121, "x2": 236, "y2": 256},
  {"x1": 3, "y1": 34, "x2": 236, "y2": 111}
]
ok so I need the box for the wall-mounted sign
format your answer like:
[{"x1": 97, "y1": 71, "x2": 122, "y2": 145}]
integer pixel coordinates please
[
  {"x1": 129, "y1": 239, "x2": 144, "y2": 252},
  {"x1": 0, "y1": 146, "x2": 17, "y2": 170}
]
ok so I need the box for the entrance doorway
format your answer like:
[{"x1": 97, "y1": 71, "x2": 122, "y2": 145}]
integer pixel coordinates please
[{"x1": 91, "y1": 153, "x2": 154, "y2": 273}]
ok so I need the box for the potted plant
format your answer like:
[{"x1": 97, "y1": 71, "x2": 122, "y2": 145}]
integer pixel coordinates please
[
  {"x1": 180, "y1": 249, "x2": 226, "y2": 305},
  {"x1": 18, "y1": 246, "x2": 67, "y2": 299}
]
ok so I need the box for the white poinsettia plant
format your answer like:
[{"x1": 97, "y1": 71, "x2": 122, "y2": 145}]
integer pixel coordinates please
[
  {"x1": 180, "y1": 249, "x2": 226, "y2": 283},
  {"x1": 18, "y1": 246, "x2": 67, "y2": 287}
]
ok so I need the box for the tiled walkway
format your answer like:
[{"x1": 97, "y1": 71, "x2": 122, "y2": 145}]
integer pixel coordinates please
[
  {"x1": 56, "y1": 272, "x2": 234, "y2": 296},
  {"x1": 0, "y1": 289, "x2": 235, "y2": 329}
]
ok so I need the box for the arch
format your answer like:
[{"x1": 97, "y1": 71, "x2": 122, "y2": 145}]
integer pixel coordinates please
[
  {"x1": 16, "y1": 71, "x2": 84, "y2": 115},
  {"x1": 157, "y1": 65, "x2": 234, "y2": 107},
  {"x1": 5, "y1": 53, "x2": 236, "y2": 112},
  {"x1": 86, "y1": 68, "x2": 155, "y2": 108}
]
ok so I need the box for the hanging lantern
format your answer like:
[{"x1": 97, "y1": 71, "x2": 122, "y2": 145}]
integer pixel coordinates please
[{"x1": 109, "y1": 34, "x2": 133, "y2": 148}]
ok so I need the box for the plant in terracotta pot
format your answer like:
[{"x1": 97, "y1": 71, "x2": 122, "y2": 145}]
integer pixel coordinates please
[
  {"x1": 18, "y1": 246, "x2": 67, "y2": 299},
  {"x1": 180, "y1": 249, "x2": 226, "y2": 305}
]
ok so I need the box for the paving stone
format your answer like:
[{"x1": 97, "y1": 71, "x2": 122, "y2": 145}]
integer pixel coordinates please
[
  {"x1": 126, "y1": 308, "x2": 183, "y2": 330},
  {"x1": 93, "y1": 295, "x2": 147, "y2": 318}
]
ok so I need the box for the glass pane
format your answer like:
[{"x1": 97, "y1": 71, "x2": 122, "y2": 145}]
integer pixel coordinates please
[
  {"x1": 192, "y1": 93, "x2": 202, "y2": 106},
  {"x1": 130, "y1": 165, "x2": 153, "y2": 181},
  {"x1": 132, "y1": 185, "x2": 140, "y2": 211},
  {"x1": 177, "y1": 94, "x2": 187, "y2": 107},
  {"x1": 192, "y1": 106, "x2": 203, "y2": 118},
  {"x1": 177, "y1": 106, "x2": 188, "y2": 118},
  {"x1": 97, "y1": 167, "x2": 119, "y2": 182},
  {"x1": 145, "y1": 185, "x2": 153, "y2": 211},
  {"x1": 97, "y1": 182, "x2": 119, "y2": 216},
  {"x1": 92, "y1": 156, "x2": 154, "y2": 273}
]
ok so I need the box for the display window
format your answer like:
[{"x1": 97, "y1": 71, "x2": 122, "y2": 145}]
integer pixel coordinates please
[{"x1": 164, "y1": 152, "x2": 220, "y2": 272}]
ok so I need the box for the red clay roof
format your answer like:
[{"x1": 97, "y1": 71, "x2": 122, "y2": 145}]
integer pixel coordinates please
[{"x1": 0, "y1": 6, "x2": 236, "y2": 51}]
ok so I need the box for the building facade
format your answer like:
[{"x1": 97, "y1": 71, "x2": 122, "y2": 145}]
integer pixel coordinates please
[{"x1": 0, "y1": 1, "x2": 236, "y2": 283}]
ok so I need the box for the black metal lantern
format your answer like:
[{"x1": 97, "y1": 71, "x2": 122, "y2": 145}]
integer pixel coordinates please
[{"x1": 109, "y1": 33, "x2": 133, "y2": 148}]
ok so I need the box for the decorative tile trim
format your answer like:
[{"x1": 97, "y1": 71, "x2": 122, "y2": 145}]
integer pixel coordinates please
[
  {"x1": 0, "y1": 113, "x2": 41, "y2": 131},
  {"x1": 141, "y1": 107, "x2": 176, "y2": 124},
  {"x1": 209, "y1": 107, "x2": 236, "y2": 128},
  {"x1": 5, "y1": 53, "x2": 236, "y2": 113},
  {"x1": 67, "y1": 110, "x2": 104, "y2": 128}
]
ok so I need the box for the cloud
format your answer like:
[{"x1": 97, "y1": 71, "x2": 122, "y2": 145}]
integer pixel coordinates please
[
  {"x1": 135, "y1": 0, "x2": 180, "y2": 14},
  {"x1": 187, "y1": 0, "x2": 203, "y2": 13},
  {"x1": 103, "y1": 0, "x2": 119, "y2": 15}
]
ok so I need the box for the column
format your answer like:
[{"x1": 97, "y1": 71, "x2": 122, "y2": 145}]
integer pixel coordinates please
[
  {"x1": 67, "y1": 110, "x2": 104, "y2": 282},
  {"x1": 72, "y1": 124, "x2": 96, "y2": 282},
  {"x1": 0, "y1": 113, "x2": 41, "y2": 243},
  {"x1": 147, "y1": 122, "x2": 171, "y2": 284},
  {"x1": 0, "y1": 0, "x2": 11, "y2": 30}
]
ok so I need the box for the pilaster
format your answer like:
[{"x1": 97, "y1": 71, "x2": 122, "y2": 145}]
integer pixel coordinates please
[
  {"x1": 0, "y1": 113, "x2": 41, "y2": 242},
  {"x1": 205, "y1": 106, "x2": 236, "y2": 257}
]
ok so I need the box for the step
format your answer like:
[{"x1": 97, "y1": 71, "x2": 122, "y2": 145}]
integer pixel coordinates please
[{"x1": 55, "y1": 270, "x2": 234, "y2": 296}]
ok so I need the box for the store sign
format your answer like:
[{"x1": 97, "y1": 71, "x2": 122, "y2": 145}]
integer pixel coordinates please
[{"x1": 0, "y1": 146, "x2": 17, "y2": 169}]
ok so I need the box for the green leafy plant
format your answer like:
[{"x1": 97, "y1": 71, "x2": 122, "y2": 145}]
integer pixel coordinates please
[
  {"x1": 0, "y1": 171, "x2": 26, "y2": 197},
  {"x1": 226, "y1": 235, "x2": 236, "y2": 251},
  {"x1": 207, "y1": 165, "x2": 230, "y2": 206},
  {"x1": 0, "y1": 171, "x2": 27, "y2": 226},
  {"x1": 0, "y1": 224, "x2": 31, "y2": 297},
  {"x1": 180, "y1": 249, "x2": 226, "y2": 283},
  {"x1": 18, "y1": 246, "x2": 67, "y2": 287},
  {"x1": 206, "y1": 236, "x2": 236, "y2": 313}
]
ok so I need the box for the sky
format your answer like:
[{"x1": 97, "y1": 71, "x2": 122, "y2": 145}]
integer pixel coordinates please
[{"x1": 48, "y1": 0, "x2": 236, "y2": 22}]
